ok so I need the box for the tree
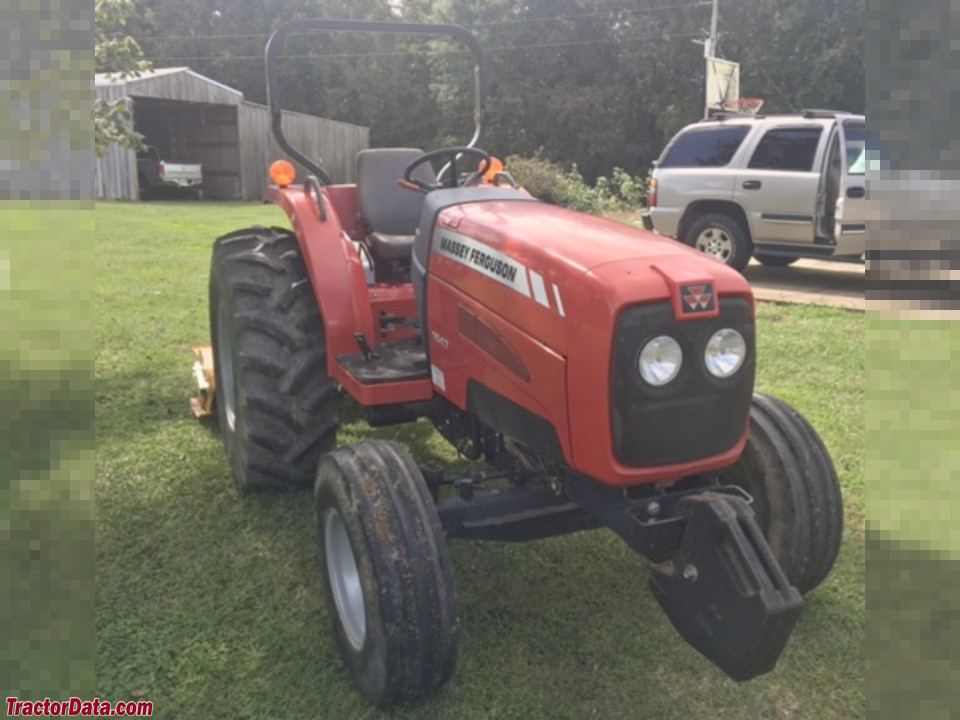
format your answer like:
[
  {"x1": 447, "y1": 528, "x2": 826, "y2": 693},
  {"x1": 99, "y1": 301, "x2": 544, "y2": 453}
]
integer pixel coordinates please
[
  {"x1": 129, "y1": 0, "x2": 440, "y2": 148},
  {"x1": 718, "y1": 0, "x2": 865, "y2": 115},
  {"x1": 95, "y1": 0, "x2": 151, "y2": 156},
  {"x1": 117, "y1": 0, "x2": 865, "y2": 181}
]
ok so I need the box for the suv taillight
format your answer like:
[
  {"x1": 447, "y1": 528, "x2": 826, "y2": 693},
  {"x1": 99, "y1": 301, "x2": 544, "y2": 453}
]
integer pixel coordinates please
[
  {"x1": 158, "y1": 162, "x2": 165, "y2": 179},
  {"x1": 648, "y1": 178, "x2": 657, "y2": 208}
]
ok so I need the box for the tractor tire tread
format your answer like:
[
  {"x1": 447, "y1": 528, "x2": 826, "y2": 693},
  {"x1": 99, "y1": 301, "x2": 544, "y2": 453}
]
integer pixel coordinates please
[
  {"x1": 210, "y1": 226, "x2": 338, "y2": 492},
  {"x1": 244, "y1": 395, "x2": 299, "y2": 430},
  {"x1": 279, "y1": 352, "x2": 329, "y2": 395},
  {"x1": 277, "y1": 277, "x2": 314, "y2": 312},
  {"x1": 361, "y1": 442, "x2": 457, "y2": 695},
  {"x1": 302, "y1": 383, "x2": 341, "y2": 415},
  {"x1": 237, "y1": 353, "x2": 285, "y2": 380},
  {"x1": 227, "y1": 279, "x2": 273, "y2": 298},
  {"x1": 282, "y1": 419, "x2": 339, "y2": 467},
  {"x1": 315, "y1": 440, "x2": 458, "y2": 706},
  {"x1": 722, "y1": 393, "x2": 843, "y2": 594},
  {"x1": 752, "y1": 394, "x2": 843, "y2": 590},
  {"x1": 233, "y1": 314, "x2": 304, "y2": 353}
]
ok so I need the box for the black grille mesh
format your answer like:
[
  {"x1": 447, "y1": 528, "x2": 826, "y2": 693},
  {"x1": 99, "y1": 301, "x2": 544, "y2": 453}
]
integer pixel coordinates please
[{"x1": 610, "y1": 298, "x2": 755, "y2": 467}]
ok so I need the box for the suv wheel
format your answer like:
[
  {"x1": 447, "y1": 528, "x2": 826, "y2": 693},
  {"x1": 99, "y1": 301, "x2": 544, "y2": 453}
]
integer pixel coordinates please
[{"x1": 683, "y1": 214, "x2": 752, "y2": 271}]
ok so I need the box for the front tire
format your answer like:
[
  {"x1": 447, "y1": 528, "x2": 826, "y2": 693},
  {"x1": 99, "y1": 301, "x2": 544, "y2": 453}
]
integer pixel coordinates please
[
  {"x1": 720, "y1": 394, "x2": 843, "y2": 594},
  {"x1": 209, "y1": 226, "x2": 338, "y2": 492},
  {"x1": 683, "y1": 213, "x2": 752, "y2": 271},
  {"x1": 315, "y1": 440, "x2": 459, "y2": 707}
]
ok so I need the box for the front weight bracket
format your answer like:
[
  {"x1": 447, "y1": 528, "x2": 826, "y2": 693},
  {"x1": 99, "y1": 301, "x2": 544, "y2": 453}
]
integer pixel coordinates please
[{"x1": 650, "y1": 492, "x2": 803, "y2": 681}]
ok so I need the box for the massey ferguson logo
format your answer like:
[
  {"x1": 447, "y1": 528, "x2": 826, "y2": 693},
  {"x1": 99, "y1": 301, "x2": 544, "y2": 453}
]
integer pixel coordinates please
[{"x1": 681, "y1": 283, "x2": 714, "y2": 313}]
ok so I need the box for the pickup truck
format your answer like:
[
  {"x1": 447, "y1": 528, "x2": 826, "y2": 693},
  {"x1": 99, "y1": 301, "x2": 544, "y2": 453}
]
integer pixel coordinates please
[{"x1": 136, "y1": 146, "x2": 203, "y2": 198}]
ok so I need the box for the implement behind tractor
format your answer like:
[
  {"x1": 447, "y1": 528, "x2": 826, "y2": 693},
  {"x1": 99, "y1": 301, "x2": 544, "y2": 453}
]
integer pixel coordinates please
[{"x1": 195, "y1": 19, "x2": 843, "y2": 707}]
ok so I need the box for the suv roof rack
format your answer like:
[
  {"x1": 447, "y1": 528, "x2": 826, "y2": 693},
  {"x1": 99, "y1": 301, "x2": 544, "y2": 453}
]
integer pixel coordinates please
[
  {"x1": 801, "y1": 109, "x2": 853, "y2": 119},
  {"x1": 701, "y1": 111, "x2": 764, "y2": 122}
]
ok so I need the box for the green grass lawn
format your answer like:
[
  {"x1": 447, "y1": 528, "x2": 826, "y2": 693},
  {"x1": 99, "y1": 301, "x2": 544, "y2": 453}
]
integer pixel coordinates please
[{"x1": 95, "y1": 200, "x2": 865, "y2": 719}]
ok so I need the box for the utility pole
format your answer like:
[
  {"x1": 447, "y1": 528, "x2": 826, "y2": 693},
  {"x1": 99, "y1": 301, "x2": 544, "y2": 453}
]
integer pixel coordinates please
[
  {"x1": 703, "y1": 0, "x2": 719, "y2": 118},
  {"x1": 707, "y1": 0, "x2": 718, "y2": 59}
]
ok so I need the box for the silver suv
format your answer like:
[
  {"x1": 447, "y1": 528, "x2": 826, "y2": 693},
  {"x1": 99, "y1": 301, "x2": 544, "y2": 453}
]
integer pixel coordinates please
[{"x1": 642, "y1": 110, "x2": 866, "y2": 271}]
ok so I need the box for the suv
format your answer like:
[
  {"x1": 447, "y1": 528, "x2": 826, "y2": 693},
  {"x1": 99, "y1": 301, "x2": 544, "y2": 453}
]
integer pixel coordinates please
[{"x1": 642, "y1": 110, "x2": 865, "y2": 270}]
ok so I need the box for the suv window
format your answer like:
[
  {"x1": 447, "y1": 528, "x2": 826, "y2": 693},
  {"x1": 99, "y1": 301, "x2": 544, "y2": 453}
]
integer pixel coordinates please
[
  {"x1": 747, "y1": 127, "x2": 823, "y2": 171},
  {"x1": 849, "y1": 148, "x2": 865, "y2": 174},
  {"x1": 842, "y1": 122, "x2": 866, "y2": 175},
  {"x1": 659, "y1": 126, "x2": 751, "y2": 168}
]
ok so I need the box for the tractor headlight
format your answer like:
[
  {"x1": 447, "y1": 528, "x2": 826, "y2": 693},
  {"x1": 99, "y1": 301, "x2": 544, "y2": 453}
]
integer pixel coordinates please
[
  {"x1": 638, "y1": 336, "x2": 683, "y2": 386},
  {"x1": 704, "y1": 329, "x2": 747, "y2": 378}
]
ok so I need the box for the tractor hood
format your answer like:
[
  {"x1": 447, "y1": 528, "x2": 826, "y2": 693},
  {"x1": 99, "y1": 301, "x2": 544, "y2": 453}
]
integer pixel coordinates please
[
  {"x1": 451, "y1": 199, "x2": 701, "y2": 273},
  {"x1": 431, "y1": 198, "x2": 752, "y2": 356}
]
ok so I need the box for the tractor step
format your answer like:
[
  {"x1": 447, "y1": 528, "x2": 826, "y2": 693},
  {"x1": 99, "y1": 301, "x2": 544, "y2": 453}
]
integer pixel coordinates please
[
  {"x1": 650, "y1": 492, "x2": 803, "y2": 682},
  {"x1": 337, "y1": 338, "x2": 430, "y2": 384}
]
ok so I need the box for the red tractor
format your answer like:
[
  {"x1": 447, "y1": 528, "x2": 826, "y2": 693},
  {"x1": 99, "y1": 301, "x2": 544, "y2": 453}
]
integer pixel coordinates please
[{"x1": 204, "y1": 19, "x2": 843, "y2": 707}]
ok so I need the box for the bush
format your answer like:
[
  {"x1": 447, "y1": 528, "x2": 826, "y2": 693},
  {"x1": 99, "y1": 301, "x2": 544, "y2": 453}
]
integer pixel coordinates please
[
  {"x1": 609, "y1": 167, "x2": 648, "y2": 207},
  {"x1": 504, "y1": 152, "x2": 647, "y2": 214}
]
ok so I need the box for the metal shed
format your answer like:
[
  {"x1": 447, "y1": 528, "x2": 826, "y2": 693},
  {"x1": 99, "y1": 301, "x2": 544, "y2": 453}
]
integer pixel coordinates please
[{"x1": 95, "y1": 67, "x2": 369, "y2": 200}]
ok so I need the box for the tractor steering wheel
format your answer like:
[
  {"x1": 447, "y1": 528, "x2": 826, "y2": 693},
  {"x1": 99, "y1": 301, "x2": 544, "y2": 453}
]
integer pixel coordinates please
[{"x1": 403, "y1": 147, "x2": 493, "y2": 192}]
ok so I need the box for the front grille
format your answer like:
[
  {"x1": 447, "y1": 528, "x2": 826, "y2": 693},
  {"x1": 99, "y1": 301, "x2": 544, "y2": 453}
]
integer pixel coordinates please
[{"x1": 610, "y1": 298, "x2": 755, "y2": 467}]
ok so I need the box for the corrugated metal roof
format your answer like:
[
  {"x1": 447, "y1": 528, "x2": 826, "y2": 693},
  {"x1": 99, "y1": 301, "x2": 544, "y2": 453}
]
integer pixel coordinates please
[
  {"x1": 95, "y1": 67, "x2": 189, "y2": 86},
  {"x1": 94, "y1": 67, "x2": 243, "y2": 100}
]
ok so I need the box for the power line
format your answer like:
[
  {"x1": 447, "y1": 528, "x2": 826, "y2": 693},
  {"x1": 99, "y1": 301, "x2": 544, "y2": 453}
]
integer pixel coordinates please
[
  {"x1": 139, "y1": 31, "x2": 704, "y2": 63},
  {"x1": 133, "y1": 32, "x2": 267, "y2": 41},
  {"x1": 470, "y1": 2, "x2": 711, "y2": 27},
  {"x1": 114, "y1": 2, "x2": 711, "y2": 42},
  {"x1": 493, "y1": 32, "x2": 703, "y2": 51}
]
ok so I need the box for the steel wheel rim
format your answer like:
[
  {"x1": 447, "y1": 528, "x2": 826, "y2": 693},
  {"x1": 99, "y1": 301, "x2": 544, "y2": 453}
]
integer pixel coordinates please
[
  {"x1": 217, "y1": 302, "x2": 237, "y2": 432},
  {"x1": 324, "y1": 509, "x2": 366, "y2": 650},
  {"x1": 695, "y1": 227, "x2": 734, "y2": 263}
]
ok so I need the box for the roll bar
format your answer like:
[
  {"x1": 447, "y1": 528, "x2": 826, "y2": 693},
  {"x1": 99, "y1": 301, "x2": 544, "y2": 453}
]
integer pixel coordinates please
[{"x1": 265, "y1": 18, "x2": 490, "y2": 185}]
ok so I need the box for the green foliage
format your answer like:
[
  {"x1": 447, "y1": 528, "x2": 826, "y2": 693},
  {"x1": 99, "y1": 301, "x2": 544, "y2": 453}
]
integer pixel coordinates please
[
  {"x1": 717, "y1": 0, "x2": 865, "y2": 116},
  {"x1": 506, "y1": 153, "x2": 646, "y2": 214},
  {"x1": 95, "y1": 0, "x2": 150, "y2": 75},
  {"x1": 94, "y1": 97, "x2": 142, "y2": 158},
  {"x1": 124, "y1": 0, "x2": 865, "y2": 180},
  {"x1": 599, "y1": 166, "x2": 649, "y2": 208},
  {"x1": 95, "y1": 0, "x2": 151, "y2": 157}
]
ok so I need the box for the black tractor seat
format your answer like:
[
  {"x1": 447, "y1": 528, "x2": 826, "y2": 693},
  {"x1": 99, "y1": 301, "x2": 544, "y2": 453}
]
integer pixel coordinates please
[
  {"x1": 356, "y1": 148, "x2": 437, "y2": 262},
  {"x1": 367, "y1": 231, "x2": 417, "y2": 261}
]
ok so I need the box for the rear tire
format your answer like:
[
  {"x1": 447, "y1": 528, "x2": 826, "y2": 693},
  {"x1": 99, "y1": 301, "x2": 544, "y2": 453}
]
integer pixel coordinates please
[
  {"x1": 719, "y1": 394, "x2": 843, "y2": 594},
  {"x1": 315, "y1": 440, "x2": 459, "y2": 707},
  {"x1": 683, "y1": 213, "x2": 752, "y2": 271},
  {"x1": 754, "y1": 253, "x2": 798, "y2": 267},
  {"x1": 210, "y1": 226, "x2": 338, "y2": 492}
]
